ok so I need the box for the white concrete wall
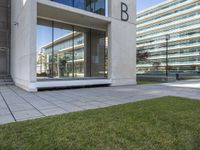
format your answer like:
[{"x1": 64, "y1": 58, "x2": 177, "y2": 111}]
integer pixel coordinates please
[
  {"x1": 108, "y1": 0, "x2": 137, "y2": 85},
  {"x1": 10, "y1": 0, "x2": 136, "y2": 91},
  {"x1": 11, "y1": 0, "x2": 37, "y2": 91}
]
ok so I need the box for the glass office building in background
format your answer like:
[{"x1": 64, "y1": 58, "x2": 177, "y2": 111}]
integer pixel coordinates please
[{"x1": 136, "y1": 0, "x2": 200, "y2": 76}]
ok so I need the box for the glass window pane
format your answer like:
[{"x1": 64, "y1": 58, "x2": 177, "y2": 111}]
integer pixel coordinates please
[
  {"x1": 73, "y1": 0, "x2": 94, "y2": 12},
  {"x1": 50, "y1": 0, "x2": 106, "y2": 16},
  {"x1": 37, "y1": 19, "x2": 108, "y2": 79},
  {"x1": 85, "y1": 0, "x2": 91, "y2": 12},
  {"x1": 51, "y1": 0, "x2": 73, "y2": 6},
  {"x1": 53, "y1": 22, "x2": 74, "y2": 78},
  {"x1": 73, "y1": 27, "x2": 92, "y2": 78},
  {"x1": 74, "y1": 0, "x2": 85, "y2": 10},
  {"x1": 91, "y1": 29, "x2": 106, "y2": 77},
  {"x1": 37, "y1": 19, "x2": 53, "y2": 78},
  {"x1": 94, "y1": 0, "x2": 105, "y2": 15}
]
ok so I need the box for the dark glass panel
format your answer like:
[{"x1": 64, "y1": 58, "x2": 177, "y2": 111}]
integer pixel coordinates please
[
  {"x1": 51, "y1": 0, "x2": 106, "y2": 16},
  {"x1": 85, "y1": 0, "x2": 92, "y2": 12},
  {"x1": 90, "y1": 29, "x2": 106, "y2": 77},
  {"x1": 73, "y1": 26, "x2": 89, "y2": 78},
  {"x1": 74, "y1": 0, "x2": 85, "y2": 10},
  {"x1": 94, "y1": 0, "x2": 105, "y2": 15}
]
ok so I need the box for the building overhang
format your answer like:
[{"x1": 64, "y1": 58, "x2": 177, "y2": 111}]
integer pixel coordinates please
[{"x1": 37, "y1": 0, "x2": 111, "y2": 31}]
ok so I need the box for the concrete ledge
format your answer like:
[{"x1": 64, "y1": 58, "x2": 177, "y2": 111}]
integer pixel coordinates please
[
  {"x1": 35, "y1": 79, "x2": 112, "y2": 90},
  {"x1": 14, "y1": 80, "x2": 38, "y2": 92}
]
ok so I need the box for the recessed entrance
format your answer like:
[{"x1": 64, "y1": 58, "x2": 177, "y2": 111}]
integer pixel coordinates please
[
  {"x1": 0, "y1": 48, "x2": 8, "y2": 74},
  {"x1": 0, "y1": 0, "x2": 10, "y2": 75}
]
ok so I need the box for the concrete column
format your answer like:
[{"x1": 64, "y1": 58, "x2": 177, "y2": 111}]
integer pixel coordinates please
[
  {"x1": 11, "y1": 0, "x2": 37, "y2": 91},
  {"x1": 108, "y1": 0, "x2": 136, "y2": 86}
]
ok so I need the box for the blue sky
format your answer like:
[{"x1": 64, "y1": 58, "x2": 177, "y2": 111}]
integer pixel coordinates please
[{"x1": 137, "y1": 0, "x2": 165, "y2": 12}]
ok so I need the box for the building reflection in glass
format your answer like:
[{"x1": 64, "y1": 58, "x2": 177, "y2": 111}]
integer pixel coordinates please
[{"x1": 36, "y1": 19, "x2": 107, "y2": 79}]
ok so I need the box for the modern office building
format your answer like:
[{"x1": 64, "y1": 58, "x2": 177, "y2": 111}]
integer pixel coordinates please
[
  {"x1": 0, "y1": 0, "x2": 136, "y2": 91},
  {"x1": 136, "y1": 0, "x2": 200, "y2": 75}
]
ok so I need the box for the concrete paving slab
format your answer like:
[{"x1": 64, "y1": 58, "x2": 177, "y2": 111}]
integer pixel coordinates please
[
  {"x1": 68, "y1": 100, "x2": 89, "y2": 107},
  {"x1": 40, "y1": 108, "x2": 67, "y2": 116},
  {"x1": 0, "y1": 108, "x2": 11, "y2": 116},
  {"x1": 1, "y1": 80, "x2": 200, "y2": 125},
  {"x1": 9, "y1": 103, "x2": 35, "y2": 112},
  {"x1": 0, "y1": 115, "x2": 15, "y2": 124},
  {"x1": 12, "y1": 109, "x2": 44, "y2": 121},
  {"x1": 56, "y1": 102, "x2": 84, "y2": 112},
  {"x1": 17, "y1": 116, "x2": 44, "y2": 122}
]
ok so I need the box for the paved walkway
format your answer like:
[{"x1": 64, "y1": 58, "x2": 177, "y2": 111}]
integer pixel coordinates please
[{"x1": 0, "y1": 80, "x2": 200, "y2": 125}]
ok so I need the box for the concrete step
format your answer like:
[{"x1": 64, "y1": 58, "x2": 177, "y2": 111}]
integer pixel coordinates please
[
  {"x1": 0, "y1": 78, "x2": 13, "y2": 80},
  {"x1": 0, "y1": 74, "x2": 14, "y2": 85},
  {"x1": 0, "y1": 82, "x2": 14, "y2": 86},
  {"x1": 0, "y1": 79, "x2": 12, "y2": 82},
  {"x1": 0, "y1": 75, "x2": 11, "y2": 79}
]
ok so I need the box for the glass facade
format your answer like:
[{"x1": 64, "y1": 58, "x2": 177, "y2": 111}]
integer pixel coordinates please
[
  {"x1": 37, "y1": 19, "x2": 107, "y2": 79},
  {"x1": 137, "y1": 0, "x2": 200, "y2": 76},
  {"x1": 137, "y1": 0, "x2": 187, "y2": 19},
  {"x1": 50, "y1": 0, "x2": 106, "y2": 16}
]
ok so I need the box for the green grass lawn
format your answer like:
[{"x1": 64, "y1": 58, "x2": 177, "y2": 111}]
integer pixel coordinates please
[
  {"x1": 1, "y1": 96, "x2": 200, "y2": 150},
  {"x1": 137, "y1": 80, "x2": 160, "y2": 85}
]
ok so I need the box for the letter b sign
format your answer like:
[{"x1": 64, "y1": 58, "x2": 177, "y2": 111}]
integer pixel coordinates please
[{"x1": 121, "y1": 2, "x2": 129, "y2": 21}]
